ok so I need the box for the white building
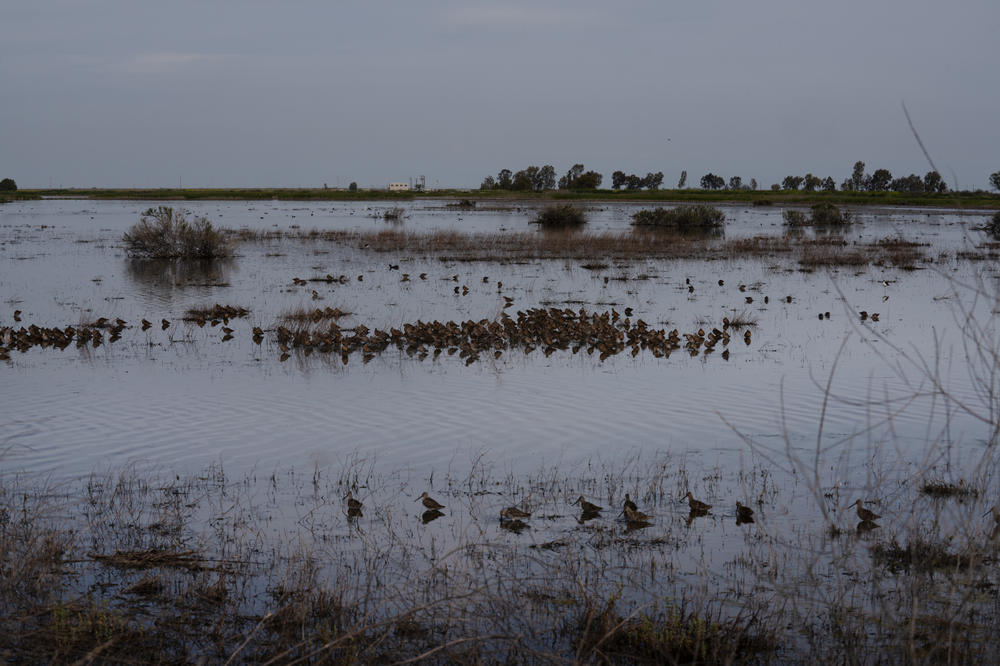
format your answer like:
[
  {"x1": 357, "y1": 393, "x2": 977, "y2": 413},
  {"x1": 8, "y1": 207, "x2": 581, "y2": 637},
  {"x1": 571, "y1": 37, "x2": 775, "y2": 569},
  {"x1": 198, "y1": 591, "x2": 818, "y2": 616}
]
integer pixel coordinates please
[{"x1": 388, "y1": 182, "x2": 410, "y2": 192}]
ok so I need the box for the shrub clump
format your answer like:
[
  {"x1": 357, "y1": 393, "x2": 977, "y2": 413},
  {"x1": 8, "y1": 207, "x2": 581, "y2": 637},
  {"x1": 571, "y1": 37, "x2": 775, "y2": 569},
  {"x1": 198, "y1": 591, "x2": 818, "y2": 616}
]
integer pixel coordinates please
[
  {"x1": 123, "y1": 207, "x2": 230, "y2": 259},
  {"x1": 631, "y1": 205, "x2": 725, "y2": 230},
  {"x1": 382, "y1": 207, "x2": 406, "y2": 221},
  {"x1": 783, "y1": 203, "x2": 853, "y2": 226},
  {"x1": 985, "y1": 211, "x2": 1000, "y2": 237},
  {"x1": 533, "y1": 204, "x2": 587, "y2": 229},
  {"x1": 0, "y1": 177, "x2": 17, "y2": 191}
]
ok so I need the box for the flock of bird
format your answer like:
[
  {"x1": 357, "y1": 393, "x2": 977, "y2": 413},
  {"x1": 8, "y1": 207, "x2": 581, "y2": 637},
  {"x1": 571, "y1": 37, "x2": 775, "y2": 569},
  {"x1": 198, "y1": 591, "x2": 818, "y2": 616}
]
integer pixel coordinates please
[
  {"x1": 273, "y1": 306, "x2": 747, "y2": 365},
  {"x1": 341, "y1": 490, "x2": 762, "y2": 531},
  {"x1": 340, "y1": 491, "x2": 913, "y2": 536}
]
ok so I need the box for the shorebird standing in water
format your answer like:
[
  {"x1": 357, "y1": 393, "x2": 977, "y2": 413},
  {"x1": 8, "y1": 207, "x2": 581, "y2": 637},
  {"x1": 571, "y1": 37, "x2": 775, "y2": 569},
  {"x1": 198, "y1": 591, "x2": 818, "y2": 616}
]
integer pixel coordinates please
[
  {"x1": 500, "y1": 506, "x2": 531, "y2": 520},
  {"x1": 682, "y1": 491, "x2": 711, "y2": 514},
  {"x1": 417, "y1": 491, "x2": 445, "y2": 511},
  {"x1": 345, "y1": 491, "x2": 363, "y2": 512},
  {"x1": 849, "y1": 499, "x2": 880, "y2": 522},
  {"x1": 572, "y1": 495, "x2": 602, "y2": 513},
  {"x1": 623, "y1": 505, "x2": 653, "y2": 523}
]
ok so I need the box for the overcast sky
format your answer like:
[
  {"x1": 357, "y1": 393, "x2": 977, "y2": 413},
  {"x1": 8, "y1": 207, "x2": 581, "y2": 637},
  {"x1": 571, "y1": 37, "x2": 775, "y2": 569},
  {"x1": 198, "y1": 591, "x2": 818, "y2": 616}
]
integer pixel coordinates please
[{"x1": 2, "y1": 1, "x2": 998, "y2": 190}]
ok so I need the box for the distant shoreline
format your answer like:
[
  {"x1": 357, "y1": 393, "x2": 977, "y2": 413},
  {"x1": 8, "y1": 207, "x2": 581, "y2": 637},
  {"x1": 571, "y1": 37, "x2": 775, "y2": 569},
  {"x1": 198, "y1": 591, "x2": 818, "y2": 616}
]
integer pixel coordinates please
[{"x1": 5, "y1": 187, "x2": 999, "y2": 209}]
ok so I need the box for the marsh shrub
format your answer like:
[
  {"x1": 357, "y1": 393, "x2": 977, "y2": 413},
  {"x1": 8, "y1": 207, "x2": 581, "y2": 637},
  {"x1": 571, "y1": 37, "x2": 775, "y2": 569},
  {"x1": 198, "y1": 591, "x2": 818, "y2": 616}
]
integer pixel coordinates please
[
  {"x1": 631, "y1": 205, "x2": 725, "y2": 230},
  {"x1": 383, "y1": 207, "x2": 406, "y2": 220},
  {"x1": 810, "y1": 202, "x2": 852, "y2": 225},
  {"x1": 783, "y1": 203, "x2": 852, "y2": 226},
  {"x1": 0, "y1": 178, "x2": 17, "y2": 191},
  {"x1": 986, "y1": 211, "x2": 1000, "y2": 237},
  {"x1": 782, "y1": 210, "x2": 809, "y2": 226},
  {"x1": 123, "y1": 206, "x2": 230, "y2": 259},
  {"x1": 533, "y1": 204, "x2": 587, "y2": 229}
]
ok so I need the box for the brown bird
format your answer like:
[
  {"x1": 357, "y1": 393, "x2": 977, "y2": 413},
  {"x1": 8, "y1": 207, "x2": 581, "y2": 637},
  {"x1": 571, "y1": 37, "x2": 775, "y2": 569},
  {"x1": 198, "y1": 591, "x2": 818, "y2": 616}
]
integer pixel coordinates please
[
  {"x1": 500, "y1": 506, "x2": 531, "y2": 520},
  {"x1": 345, "y1": 491, "x2": 363, "y2": 512},
  {"x1": 623, "y1": 493, "x2": 638, "y2": 513},
  {"x1": 736, "y1": 501, "x2": 755, "y2": 523},
  {"x1": 849, "y1": 499, "x2": 880, "y2": 522},
  {"x1": 141, "y1": 319, "x2": 152, "y2": 331},
  {"x1": 417, "y1": 491, "x2": 445, "y2": 510},
  {"x1": 682, "y1": 491, "x2": 711, "y2": 513},
  {"x1": 572, "y1": 495, "x2": 602, "y2": 513},
  {"x1": 161, "y1": 318, "x2": 170, "y2": 330},
  {"x1": 623, "y1": 505, "x2": 653, "y2": 523}
]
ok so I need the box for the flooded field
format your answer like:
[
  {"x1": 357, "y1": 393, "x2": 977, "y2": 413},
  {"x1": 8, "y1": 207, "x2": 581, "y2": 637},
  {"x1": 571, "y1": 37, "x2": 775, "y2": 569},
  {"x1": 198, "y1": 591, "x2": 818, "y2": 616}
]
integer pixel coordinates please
[{"x1": 3, "y1": 197, "x2": 1000, "y2": 662}]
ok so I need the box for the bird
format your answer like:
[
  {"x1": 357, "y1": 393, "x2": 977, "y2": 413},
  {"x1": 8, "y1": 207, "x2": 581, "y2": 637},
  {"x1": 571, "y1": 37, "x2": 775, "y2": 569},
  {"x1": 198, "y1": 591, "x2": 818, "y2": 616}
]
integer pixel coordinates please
[
  {"x1": 500, "y1": 506, "x2": 531, "y2": 520},
  {"x1": 623, "y1": 493, "x2": 638, "y2": 513},
  {"x1": 736, "y1": 501, "x2": 755, "y2": 523},
  {"x1": 682, "y1": 491, "x2": 711, "y2": 513},
  {"x1": 849, "y1": 499, "x2": 880, "y2": 522},
  {"x1": 345, "y1": 491, "x2": 363, "y2": 512},
  {"x1": 161, "y1": 318, "x2": 170, "y2": 330},
  {"x1": 417, "y1": 491, "x2": 445, "y2": 510},
  {"x1": 572, "y1": 495, "x2": 602, "y2": 513},
  {"x1": 623, "y1": 505, "x2": 653, "y2": 523}
]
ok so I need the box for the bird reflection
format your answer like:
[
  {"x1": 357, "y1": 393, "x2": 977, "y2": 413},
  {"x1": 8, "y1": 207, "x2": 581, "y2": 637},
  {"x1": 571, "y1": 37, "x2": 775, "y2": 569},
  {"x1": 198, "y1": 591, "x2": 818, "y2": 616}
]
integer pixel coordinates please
[
  {"x1": 624, "y1": 519, "x2": 652, "y2": 533},
  {"x1": 856, "y1": 519, "x2": 879, "y2": 534},
  {"x1": 421, "y1": 509, "x2": 445, "y2": 524},
  {"x1": 500, "y1": 518, "x2": 529, "y2": 533}
]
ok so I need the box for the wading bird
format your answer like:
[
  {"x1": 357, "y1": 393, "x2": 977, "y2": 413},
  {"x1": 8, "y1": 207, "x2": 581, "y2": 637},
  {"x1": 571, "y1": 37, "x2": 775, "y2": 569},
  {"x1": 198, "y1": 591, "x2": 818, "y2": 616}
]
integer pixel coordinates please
[
  {"x1": 682, "y1": 491, "x2": 711, "y2": 513},
  {"x1": 572, "y1": 495, "x2": 602, "y2": 513},
  {"x1": 417, "y1": 491, "x2": 445, "y2": 511},
  {"x1": 849, "y1": 499, "x2": 880, "y2": 522}
]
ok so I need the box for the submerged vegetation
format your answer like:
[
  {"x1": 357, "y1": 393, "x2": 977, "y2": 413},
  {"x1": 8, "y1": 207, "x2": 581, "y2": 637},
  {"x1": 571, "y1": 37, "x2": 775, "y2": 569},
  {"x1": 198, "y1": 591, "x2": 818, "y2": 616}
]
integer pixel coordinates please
[
  {"x1": 631, "y1": 204, "x2": 725, "y2": 230},
  {"x1": 783, "y1": 202, "x2": 853, "y2": 226},
  {"x1": 122, "y1": 206, "x2": 231, "y2": 259},
  {"x1": 532, "y1": 204, "x2": 587, "y2": 229}
]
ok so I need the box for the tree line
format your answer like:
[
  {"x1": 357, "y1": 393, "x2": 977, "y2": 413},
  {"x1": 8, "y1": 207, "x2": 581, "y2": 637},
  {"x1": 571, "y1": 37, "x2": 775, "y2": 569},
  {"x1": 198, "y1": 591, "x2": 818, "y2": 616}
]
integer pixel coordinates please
[
  {"x1": 699, "y1": 162, "x2": 951, "y2": 194},
  {"x1": 479, "y1": 162, "x2": 999, "y2": 194}
]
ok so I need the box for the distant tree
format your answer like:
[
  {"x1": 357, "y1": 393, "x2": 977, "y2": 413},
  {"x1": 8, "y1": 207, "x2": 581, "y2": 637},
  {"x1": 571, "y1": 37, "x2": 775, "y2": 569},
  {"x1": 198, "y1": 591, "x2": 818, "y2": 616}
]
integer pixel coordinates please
[
  {"x1": 749, "y1": 178, "x2": 758, "y2": 191},
  {"x1": 348, "y1": 181, "x2": 358, "y2": 192},
  {"x1": 991, "y1": 171, "x2": 1000, "y2": 192},
  {"x1": 771, "y1": 183, "x2": 781, "y2": 191},
  {"x1": 851, "y1": 161, "x2": 867, "y2": 192},
  {"x1": 625, "y1": 174, "x2": 643, "y2": 191},
  {"x1": 677, "y1": 170, "x2": 687, "y2": 189},
  {"x1": 821, "y1": 176, "x2": 836, "y2": 192},
  {"x1": 700, "y1": 173, "x2": 725, "y2": 190},
  {"x1": 511, "y1": 169, "x2": 534, "y2": 191},
  {"x1": 728, "y1": 176, "x2": 742, "y2": 190},
  {"x1": 558, "y1": 164, "x2": 585, "y2": 190},
  {"x1": 574, "y1": 170, "x2": 603, "y2": 189},
  {"x1": 480, "y1": 175, "x2": 496, "y2": 190},
  {"x1": 802, "y1": 174, "x2": 821, "y2": 192},
  {"x1": 0, "y1": 178, "x2": 16, "y2": 191},
  {"x1": 497, "y1": 169, "x2": 513, "y2": 190},
  {"x1": 643, "y1": 172, "x2": 664, "y2": 190},
  {"x1": 536, "y1": 165, "x2": 556, "y2": 191},
  {"x1": 923, "y1": 171, "x2": 947, "y2": 193},
  {"x1": 869, "y1": 168, "x2": 892, "y2": 192},
  {"x1": 611, "y1": 171, "x2": 627, "y2": 190},
  {"x1": 781, "y1": 175, "x2": 804, "y2": 191},
  {"x1": 890, "y1": 174, "x2": 924, "y2": 193}
]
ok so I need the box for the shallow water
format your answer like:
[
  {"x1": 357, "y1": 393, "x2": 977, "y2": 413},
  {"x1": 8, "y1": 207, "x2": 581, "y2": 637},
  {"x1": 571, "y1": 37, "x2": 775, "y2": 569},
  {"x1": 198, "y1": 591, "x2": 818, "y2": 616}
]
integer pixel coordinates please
[{"x1": 2, "y1": 198, "x2": 995, "y2": 483}]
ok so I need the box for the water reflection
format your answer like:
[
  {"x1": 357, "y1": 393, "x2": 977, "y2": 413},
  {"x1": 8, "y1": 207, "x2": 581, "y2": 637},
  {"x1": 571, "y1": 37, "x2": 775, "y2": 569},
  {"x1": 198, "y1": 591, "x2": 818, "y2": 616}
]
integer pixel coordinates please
[
  {"x1": 125, "y1": 258, "x2": 235, "y2": 292},
  {"x1": 631, "y1": 226, "x2": 725, "y2": 241},
  {"x1": 421, "y1": 509, "x2": 445, "y2": 524},
  {"x1": 499, "y1": 518, "x2": 529, "y2": 533}
]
